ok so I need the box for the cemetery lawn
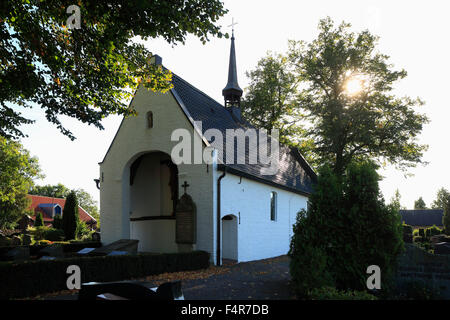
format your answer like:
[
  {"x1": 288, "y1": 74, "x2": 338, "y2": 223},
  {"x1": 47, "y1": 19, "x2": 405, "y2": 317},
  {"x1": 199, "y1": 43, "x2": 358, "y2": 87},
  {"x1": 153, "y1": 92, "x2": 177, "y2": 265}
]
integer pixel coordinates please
[{"x1": 24, "y1": 255, "x2": 294, "y2": 300}]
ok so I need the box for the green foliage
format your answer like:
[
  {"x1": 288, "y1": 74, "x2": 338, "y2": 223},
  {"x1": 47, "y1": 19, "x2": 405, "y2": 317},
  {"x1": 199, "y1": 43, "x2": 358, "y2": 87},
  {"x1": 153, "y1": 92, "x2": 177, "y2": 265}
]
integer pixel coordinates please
[
  {"x1": 44, "y1": 228, "x2": 65, "y2": 241},
  {"x1": 0, "y1": 251, "x2": 210, "y2": 299},
  {"x1": 289, "y1": 210, "x2": 334, "y2": 297},
  {"x1": 431, "y1": 187, "x2": 450, "y2": 209},
  {"x1": 289, "y1": 162, "x2": 404, "y2": 297},
  {"x1": 34, "y1": 212, "x2": 44, "y2": 227},
  {"x1": 418, "y1": 228, "x2": 425, "y2": 237},
  {"x1": 29, "y1": 183, "x2": 70, "y2": 199},
  {"x1": 0, "y1": 137, "x2": 41, "y2": 229},
  {"x1": 390, "y1": 189, "x2": 404, "y2": 211},
  {"x1": 241, "y1": 52, "x2": 306, "y2": 146},
  {"x1": 399, "y1": 281, "x2": 442, "y2": 300},
  {"x1": 52, "y1": 215, "x2": 62, "y2": 229},
  {"x1": 1, "y1": 1, "x2": 228, "y2": 139},
  {"x1": 62, "y1": 191, "x2": 79, "y2": 240},
  {"x1": 75, "y1": 220, "x2": 90, "y2": 240},
  {"x1": 308, "y1": 286, "x2": 378, "y2": 300},
  {"x1": 28, "y1": 226, "x2": 48, "y2": 241},
  {"x1": 414, "y1": 197, "x2": 427, "y2": 209},
  {"x1": 402, "y1": 224, "x2": 413, "y2": 243},
  {"x1": 287, "y1": 17, "x2": 428, "y2": 175}
]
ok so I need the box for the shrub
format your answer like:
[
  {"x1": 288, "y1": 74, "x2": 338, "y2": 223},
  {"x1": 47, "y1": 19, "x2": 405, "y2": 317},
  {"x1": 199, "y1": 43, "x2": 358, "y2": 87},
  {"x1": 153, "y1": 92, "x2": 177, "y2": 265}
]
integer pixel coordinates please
[
  {"x1": 62, "y1": 191, "x2": 79, "y2": 240},
  {"x1": 399, "y1": 281, "x2": 441, "y2": 300},
  {"x1": 76, "y1": 221, "x2": 90, "y2": 240},
  {"x1": 418, "y1": 228, "x2": 425, "y2": 237},
  {"x1": 403, "y1": 224, "x2": 413, "y2": 243},
  {"x1": 308, "y1": 286, "x2": 378, "y2": 300},
  {"x1": 289, "y1": 210, "x2": 334, "y2": 297},
  {"x1": 402, "y1": 224, "x2": 413, "y2": 235},
  {"x1": 0, "y1": 250, "x2": 210, "y2": 299},
  {"x1": 427, "y1": 225, "x2": 442, "y2": 237},
  {"x1": 34, "y1": 212, "x2": 44, "y2": 227},
  {"x1": 29, "y1": 226, "x2": 49, "y2": 241},
  {"x1": 289, "y1": 162, "x2": 403, "y2": 296},
  {"x1": 44, "y1": 228, "x2": 65, "y2": 241},
  {"x1": 52, "y1": 215, "x2": 63, "y2": 229}
]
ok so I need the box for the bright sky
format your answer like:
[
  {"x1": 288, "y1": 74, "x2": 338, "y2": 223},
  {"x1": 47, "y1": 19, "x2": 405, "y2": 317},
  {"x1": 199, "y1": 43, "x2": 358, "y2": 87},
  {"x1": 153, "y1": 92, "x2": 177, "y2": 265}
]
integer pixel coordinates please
[{"x1": 18, "y1": 0, "x2": 450, "y2": 209}]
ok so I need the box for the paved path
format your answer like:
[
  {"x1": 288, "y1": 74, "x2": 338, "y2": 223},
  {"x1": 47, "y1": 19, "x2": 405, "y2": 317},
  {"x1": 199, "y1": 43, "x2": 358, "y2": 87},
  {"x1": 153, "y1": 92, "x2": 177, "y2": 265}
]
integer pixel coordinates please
[
  {"x1": 174, "y1": 255, "x2": 292, "y2": 300},
  {"x1": 42, "y1": 255, "x2": 293, "y2": 300}
]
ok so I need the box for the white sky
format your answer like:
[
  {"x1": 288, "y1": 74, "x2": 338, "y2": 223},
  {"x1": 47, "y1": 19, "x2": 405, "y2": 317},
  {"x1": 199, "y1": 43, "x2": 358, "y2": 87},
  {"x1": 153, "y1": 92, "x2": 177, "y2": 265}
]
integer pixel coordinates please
[{"x1": 18, "y1": 0, "x2": 450, "y2": 209}]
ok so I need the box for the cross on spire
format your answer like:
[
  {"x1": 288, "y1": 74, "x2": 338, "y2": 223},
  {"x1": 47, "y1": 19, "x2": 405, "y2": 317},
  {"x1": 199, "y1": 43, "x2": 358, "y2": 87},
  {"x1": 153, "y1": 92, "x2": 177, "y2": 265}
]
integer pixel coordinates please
[
  {"x1": 228, "y1": 17, "x2": 238, "y2": 37},
  {"x1": 182, "y1": 181, "x2": 190, "y2": 194}
]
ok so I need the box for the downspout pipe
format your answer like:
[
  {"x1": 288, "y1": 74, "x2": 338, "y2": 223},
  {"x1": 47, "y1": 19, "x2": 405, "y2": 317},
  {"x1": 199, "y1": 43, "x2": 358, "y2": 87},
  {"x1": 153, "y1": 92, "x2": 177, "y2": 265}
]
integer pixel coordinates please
[{"x1": 217, "y1": 167, "x2": 227, "y2": 266}]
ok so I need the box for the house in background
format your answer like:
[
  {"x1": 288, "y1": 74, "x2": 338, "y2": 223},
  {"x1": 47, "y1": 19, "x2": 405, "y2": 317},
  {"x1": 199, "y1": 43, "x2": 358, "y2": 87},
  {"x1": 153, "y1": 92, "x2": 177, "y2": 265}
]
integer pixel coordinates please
[
  {"x1": 26, "y1": 194, "x2": 97, "y2": 229},
  {"x1": 399, "y1": 209, "x2": 444, "y2": 228}
]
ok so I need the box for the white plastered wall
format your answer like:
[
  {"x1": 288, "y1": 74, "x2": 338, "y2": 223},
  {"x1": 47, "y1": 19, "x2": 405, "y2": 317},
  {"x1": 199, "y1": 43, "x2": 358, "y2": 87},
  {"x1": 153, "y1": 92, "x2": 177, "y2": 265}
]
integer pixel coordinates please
[{"x1": 99, "y1": 86, "x2": 215, "y2": 258}]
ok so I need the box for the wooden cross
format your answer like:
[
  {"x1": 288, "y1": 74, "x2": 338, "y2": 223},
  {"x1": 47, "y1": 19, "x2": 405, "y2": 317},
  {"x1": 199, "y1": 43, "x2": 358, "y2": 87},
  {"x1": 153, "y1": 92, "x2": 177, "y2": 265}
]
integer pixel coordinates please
[
  {"x1": 228, "y1": 17, "x2": 238, "y2": 36},
  {"x1": 182, "y1": 181, "x2": 190, "y2": 194}
]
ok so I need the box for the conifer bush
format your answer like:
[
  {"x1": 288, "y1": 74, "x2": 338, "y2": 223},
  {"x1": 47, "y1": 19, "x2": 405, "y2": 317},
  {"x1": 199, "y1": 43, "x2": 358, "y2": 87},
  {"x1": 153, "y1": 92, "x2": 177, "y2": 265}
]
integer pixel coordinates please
[
  {"x1": 34, "y1": 212, "x2": 44, "y2": 227},
  {"x1": 62, "y1": 191, "x2": 79, "y2": 240},
  {"x1": 289, "y1": 162, "x2": 404, "y2": 298}
]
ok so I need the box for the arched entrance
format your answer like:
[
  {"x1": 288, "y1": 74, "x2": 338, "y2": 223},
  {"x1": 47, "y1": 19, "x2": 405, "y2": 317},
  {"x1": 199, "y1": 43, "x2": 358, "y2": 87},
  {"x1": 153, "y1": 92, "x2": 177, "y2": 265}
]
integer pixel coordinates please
[
  {"x1": 124, "y1": 151, "x2": 179, "y2": 253},
  {"x1": 222, "y1": 214, "x2": 238, "y2": 262}
]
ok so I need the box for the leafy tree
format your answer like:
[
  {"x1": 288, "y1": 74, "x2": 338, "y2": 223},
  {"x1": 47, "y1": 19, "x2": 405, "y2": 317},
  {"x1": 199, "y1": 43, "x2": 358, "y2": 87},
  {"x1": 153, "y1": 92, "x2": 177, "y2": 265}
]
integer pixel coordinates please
[
  {"x1": 414, "y1": 197, "x2": 427, "y2": 210},
  {"x1": 289, "y1": 162, "x2": 403, "y2": 297},
  {"x1": 34, "y1": 211, "x2": 44, "y2": 227},
  {"x1": 288, "y1": 17, "x2": 428, "y2": 176},
  {"x1": 431, "y1": 187, "x2": 450, "y2": 210},
  {"x1": 1, "y1": 0, "x2": 228, "y2": 139},
  {"x1": 29, "y1": 183, "x2": 70, "y2": 198},
  {"x1": 73, "y1": 189, "x2": 99, "y2": 224},
  {"x1": 241, "y1": 53, "x2": 301, "y2": 142},
  {"x1": 0, "y1": 136, "x2": 41, "y2": 229},
  {"x1": 390, "y1": 189, "x2": 403, "y2": 212},
  {"x1": 62, "y1": 191, "x2": 79, "y2": 240}
]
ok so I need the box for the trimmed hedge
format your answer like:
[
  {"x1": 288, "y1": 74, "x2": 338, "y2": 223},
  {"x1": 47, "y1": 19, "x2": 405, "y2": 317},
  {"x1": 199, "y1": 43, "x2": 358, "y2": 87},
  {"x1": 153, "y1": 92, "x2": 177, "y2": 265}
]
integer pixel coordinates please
[{"x1": 0, "y1": 250, "x2": 210, "y2": 299}]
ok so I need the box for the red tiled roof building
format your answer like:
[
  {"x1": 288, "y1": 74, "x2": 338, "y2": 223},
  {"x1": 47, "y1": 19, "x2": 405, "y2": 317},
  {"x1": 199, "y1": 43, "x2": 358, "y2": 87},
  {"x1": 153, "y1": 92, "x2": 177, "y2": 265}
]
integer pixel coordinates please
[{"x1": 27, "y1": 194, "x2": 97, "y2": 228}]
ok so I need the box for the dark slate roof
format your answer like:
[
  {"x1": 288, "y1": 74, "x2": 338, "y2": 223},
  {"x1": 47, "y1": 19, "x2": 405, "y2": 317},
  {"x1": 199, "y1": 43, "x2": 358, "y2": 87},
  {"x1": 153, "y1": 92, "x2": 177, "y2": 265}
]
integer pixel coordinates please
[
  {"x1": 399, "y1": 209, "x2": 444, "y2": 227},
  {"x1": 170, "y1": 73, "x2": 316, "y2": 195}
]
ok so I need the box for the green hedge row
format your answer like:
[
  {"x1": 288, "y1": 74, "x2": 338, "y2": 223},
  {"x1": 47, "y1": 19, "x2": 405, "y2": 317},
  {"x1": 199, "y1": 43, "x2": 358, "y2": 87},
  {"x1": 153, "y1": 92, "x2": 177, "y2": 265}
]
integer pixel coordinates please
[{"x1": 0, "y1": 250, "x2": 210, "y2": 299}]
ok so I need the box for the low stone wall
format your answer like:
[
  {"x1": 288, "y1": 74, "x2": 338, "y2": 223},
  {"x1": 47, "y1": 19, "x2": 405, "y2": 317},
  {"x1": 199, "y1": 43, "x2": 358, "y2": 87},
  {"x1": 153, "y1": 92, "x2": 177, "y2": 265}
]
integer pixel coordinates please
[{"x1": 396, "y1": 244, "x2": 450, "y2": 298}]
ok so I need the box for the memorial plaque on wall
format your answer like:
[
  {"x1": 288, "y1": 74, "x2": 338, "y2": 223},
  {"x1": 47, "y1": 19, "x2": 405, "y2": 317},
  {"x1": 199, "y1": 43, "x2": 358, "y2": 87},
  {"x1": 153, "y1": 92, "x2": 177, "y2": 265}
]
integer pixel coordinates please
[{"x1": 175, "y1": 193, "x2": 197, "y2": 244}]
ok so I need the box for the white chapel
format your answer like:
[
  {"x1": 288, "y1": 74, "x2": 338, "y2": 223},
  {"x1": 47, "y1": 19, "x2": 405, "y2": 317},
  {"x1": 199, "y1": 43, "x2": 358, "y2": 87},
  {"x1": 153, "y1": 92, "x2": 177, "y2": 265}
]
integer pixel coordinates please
[{"x1": 99, "y1": 32, "x2": 316, "y2": 265}]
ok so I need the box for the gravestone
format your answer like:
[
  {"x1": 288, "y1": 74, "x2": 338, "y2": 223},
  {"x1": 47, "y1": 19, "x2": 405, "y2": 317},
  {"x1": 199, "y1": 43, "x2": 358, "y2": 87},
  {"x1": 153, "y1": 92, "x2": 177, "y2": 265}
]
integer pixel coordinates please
[
  {"x1": 434, "y1": 242, "x2": 450, "y2": 255},
  {"x1": 175, "y1": 193, "x2": 196, "y2": 244},
  {"x1": 38, "y1": 244, "x2": 64, "y2": 258},
  {"x1": 89, "y1": 239, "x2": 139, "y2": 256},
  {"x1": 6, "y1": 246, "x2": 30, "y2": 261}
]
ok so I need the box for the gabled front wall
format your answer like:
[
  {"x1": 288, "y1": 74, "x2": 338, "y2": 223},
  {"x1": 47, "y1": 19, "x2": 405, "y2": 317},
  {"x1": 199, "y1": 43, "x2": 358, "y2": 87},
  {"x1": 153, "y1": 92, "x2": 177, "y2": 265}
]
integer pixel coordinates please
[
  {"x1": 219, "y1": 172, "x2": 308, "y2": 262},
  {"x1": 99, "y1": 86, "x2": 215, "y2": 257}
]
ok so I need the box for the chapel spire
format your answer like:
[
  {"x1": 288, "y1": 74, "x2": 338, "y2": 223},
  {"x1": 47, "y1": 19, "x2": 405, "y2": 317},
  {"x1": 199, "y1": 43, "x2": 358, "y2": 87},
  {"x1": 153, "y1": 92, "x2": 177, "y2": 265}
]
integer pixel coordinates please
[{"x1": 222, "y1": 18, "x2": 243, "y2": 109}]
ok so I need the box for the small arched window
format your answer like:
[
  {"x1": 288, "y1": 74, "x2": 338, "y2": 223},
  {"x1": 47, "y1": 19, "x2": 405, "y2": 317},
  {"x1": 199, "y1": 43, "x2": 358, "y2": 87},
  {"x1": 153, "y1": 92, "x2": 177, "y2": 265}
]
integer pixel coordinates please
[{"x1": 147, "y1": 111, "x2": 153, "y2": 128}]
